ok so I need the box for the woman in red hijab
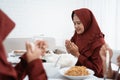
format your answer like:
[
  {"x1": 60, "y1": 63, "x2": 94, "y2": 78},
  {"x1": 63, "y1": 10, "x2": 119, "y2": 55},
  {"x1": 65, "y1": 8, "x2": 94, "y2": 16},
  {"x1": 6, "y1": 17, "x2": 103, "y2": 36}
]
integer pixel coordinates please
[
  {"x1": 0, "y1": 9, "x2": 47, "y2": 80},
  {"x1": 65, "y1": 8, "x2": 105, "y2": 77}
]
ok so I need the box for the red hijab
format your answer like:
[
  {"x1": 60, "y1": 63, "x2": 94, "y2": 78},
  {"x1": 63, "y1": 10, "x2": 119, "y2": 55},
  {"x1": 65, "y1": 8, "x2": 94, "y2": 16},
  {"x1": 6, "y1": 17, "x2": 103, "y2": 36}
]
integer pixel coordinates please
[
  {"x1": 0, "y1": 10, "x2": 17, "y2": 79},
  {"x1": 71, "y1": 8, "x2": 105, "y2": 53}
]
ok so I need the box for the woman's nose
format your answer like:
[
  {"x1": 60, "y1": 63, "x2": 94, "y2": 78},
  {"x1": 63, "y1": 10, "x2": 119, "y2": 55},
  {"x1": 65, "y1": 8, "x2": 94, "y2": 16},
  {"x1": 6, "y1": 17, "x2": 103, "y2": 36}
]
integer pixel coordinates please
[{"x1": 74, "y1": 24, "x2": 79, "y2": 28}]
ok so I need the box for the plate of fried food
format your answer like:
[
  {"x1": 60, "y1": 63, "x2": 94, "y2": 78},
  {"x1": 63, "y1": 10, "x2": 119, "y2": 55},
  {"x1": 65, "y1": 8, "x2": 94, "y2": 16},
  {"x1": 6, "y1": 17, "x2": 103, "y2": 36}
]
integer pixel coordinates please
[
  {"x1": 12, "y1": 50, "x2": 26, "y2": 56},
  {"x1": 59, "y1": 66, "x2": 94, "y2": 80}
]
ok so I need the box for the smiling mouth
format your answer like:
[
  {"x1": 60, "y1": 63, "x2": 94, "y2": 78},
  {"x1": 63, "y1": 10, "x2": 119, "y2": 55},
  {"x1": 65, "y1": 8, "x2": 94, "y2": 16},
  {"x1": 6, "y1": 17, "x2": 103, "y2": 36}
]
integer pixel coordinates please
[
  {"x1": 76, "y1": 29, "x2": 83, "y2": 34},
  {"x1": 76, "y1": 29, "x2": 81, "y2": 32}
]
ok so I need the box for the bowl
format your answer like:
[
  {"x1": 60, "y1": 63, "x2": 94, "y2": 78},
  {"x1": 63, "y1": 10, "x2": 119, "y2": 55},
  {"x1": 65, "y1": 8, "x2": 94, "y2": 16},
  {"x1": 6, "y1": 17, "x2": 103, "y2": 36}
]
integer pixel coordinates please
[
  {"x1": 43, "y1": 63, "x2": 60, "y2": 78},
  {"x1": 43, "y1": 54, "x2": 77, "y2": 68}
]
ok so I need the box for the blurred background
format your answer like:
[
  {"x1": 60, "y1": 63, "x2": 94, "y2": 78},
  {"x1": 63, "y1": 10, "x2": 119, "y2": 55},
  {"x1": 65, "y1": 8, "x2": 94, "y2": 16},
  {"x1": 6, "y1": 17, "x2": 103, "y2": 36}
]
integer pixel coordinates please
[{"x1": 0, "y1": 0, "x2": 120, "y2": 50}]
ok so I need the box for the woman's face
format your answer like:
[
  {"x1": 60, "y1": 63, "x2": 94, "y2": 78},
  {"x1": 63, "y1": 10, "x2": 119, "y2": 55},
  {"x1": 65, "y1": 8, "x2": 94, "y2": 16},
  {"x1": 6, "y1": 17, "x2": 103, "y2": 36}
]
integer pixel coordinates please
[{"x1": 73, "y1": 14, "x2": 84, "y2": 34}]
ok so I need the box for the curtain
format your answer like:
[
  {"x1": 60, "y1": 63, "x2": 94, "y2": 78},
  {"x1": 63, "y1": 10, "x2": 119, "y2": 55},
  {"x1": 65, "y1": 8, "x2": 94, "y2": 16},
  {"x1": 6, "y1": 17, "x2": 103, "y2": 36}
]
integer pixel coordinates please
[
  {"x1": 76, "y1": 0, "x2": 120, "y2": 50},
  {"x1": 0, "y1": 0, "x2": 120, "y2": 50}
]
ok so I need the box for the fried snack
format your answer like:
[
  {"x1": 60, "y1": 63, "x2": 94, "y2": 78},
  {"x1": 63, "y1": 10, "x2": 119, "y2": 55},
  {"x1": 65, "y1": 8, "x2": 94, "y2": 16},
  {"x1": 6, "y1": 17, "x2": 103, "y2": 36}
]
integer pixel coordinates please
[
  {"x1": 65, "y1": 66, "x2": 89, "y2": 76},
  {"x1": 13, "y1": 50, "x2": 26, "y2": 56},
  {"x1": 14, "y1": 50, "x2": 26, "y2": 53}
]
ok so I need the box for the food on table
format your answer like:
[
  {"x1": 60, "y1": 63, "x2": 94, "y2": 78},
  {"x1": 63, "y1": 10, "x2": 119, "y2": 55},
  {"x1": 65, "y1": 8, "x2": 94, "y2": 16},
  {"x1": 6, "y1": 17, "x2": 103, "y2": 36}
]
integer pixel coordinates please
[
  {"x1": 13, "y1": 50, "x2": 26, "y2": 56},
  {"x1": 65, "y1": 66, "x2": 89, "y2": 76}
]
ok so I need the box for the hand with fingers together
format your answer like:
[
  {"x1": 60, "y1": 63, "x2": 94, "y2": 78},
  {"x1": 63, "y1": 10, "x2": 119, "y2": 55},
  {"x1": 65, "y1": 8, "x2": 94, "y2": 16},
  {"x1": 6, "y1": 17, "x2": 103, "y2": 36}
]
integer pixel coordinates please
[
  {"x1": 65, "y1": 40, "x2": 80, "y2": 57},
  {"x1": 26, "y1": 40, "x2": 47, "y2": 63},
  {"x1": 99, "y1": 44, "x2": 113, "y2": 63},
  {"x1": 99, "y1": 44, "x2": 113, "y2": 79}
]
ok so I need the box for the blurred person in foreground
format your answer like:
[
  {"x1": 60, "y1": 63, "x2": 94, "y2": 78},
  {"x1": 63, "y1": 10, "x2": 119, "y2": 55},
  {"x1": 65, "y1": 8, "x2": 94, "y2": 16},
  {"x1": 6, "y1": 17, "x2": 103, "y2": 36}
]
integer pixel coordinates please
[
  {"x1": 99, "y1": 44, "x2": 120, "y2": 80},
  {"x1": 0, "y1": 9, "x2": 47, "y2": 80}
]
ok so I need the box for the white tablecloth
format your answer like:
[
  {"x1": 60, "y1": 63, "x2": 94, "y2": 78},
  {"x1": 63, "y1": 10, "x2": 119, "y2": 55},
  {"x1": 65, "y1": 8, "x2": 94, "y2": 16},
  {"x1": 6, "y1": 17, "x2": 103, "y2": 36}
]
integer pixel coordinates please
[
  {"x1": 7, "y1": 53, "x2": 117, "y2": 80},
  {"x1": 24, "y1": 73, "x2": 103, "y2": 80},
  {"x1": 23, "y1": 63, "x2": 117, "y2": 80},
  {"x1": 24, "y1": 74, "x2": 111, "y2": 80}
]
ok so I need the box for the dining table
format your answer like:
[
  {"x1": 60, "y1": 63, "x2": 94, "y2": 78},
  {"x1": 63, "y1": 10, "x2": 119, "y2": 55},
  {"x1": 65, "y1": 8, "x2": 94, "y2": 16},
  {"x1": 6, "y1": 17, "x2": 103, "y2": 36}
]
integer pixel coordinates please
[
  {"x1": 7, "y1": 52, "x2": 117, "y2": 80},
  {"x1": 23, "y1": 70, "x2": 110, "y2": 80},
  {"x1": 23, "y1": 71, "x2": 104, "y2": 80}
]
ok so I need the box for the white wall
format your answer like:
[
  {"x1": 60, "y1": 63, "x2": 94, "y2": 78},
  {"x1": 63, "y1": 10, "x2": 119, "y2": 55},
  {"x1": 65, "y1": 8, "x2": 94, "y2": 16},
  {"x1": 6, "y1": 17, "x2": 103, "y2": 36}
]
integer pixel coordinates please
[{"x1": 0, "y1": 0, "x2": 120, "y2": 49}]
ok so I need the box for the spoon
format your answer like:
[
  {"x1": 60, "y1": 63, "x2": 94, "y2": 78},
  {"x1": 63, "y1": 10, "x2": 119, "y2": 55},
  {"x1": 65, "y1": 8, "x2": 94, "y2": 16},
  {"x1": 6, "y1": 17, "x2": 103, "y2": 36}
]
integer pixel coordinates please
[{"x1": 54, "y1": 55, "x2": 61, "y2": 67}]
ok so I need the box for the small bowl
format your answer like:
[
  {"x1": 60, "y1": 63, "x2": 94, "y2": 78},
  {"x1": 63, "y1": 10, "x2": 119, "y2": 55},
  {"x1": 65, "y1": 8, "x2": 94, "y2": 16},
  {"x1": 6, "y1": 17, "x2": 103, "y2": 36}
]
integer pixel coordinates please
[{"x1": 43, "y1": 63, "x2": 60, "y2": 78}]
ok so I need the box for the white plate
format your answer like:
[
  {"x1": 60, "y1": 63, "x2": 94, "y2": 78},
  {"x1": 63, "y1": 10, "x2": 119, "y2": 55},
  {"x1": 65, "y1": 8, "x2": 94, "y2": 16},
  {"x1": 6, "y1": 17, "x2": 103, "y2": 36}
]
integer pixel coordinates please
[{"x1": 59, "y1": 67, "x2": 94, "y2": 80}]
